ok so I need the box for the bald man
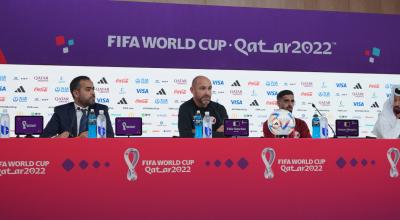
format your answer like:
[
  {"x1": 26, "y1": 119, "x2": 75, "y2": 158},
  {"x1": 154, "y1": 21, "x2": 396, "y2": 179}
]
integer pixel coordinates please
[{"x1": 178, "y1": 76, "x2": 228, "y2": 137}]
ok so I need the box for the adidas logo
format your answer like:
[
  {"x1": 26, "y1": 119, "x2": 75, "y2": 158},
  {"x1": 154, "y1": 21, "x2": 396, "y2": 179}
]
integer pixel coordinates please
[
  {"x1": 15, "y1": 86, "x2": 25, "y2": 93},
  {"x1": 353, "y1": 83, "x2": 362, "y2": 89},
  {"x1": 156, "y1": 88, "x2": 166, "y2": 95},
  {"x1": 231, "y1": 80, "x2": 241, "y2": 87},
  {"x1": 118, "y1": 98, "x2": 128, "y2": 104},
  {"x1": 250, "y1": 100, "x2": 259, "y2": 106},
  {"x1": 371, "y1": 102, "x2": 379, "y2": 108},
  {"x1": 98, "y1": 77, "x2": 108, "y2": 84}
]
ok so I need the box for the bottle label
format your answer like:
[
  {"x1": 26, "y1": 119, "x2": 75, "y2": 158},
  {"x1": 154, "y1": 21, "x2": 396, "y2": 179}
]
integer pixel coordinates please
[
  {"x1": 322, "y1": 127, "x2": 329, "y2": 137},
  {"x1": 1, "y1": 125, "x2": 9, "y2": 135},
  {"x1": 312, "y1": 120, "x2": 320, "y2": 126},
  {"x1": 98, "y1": 126, "x2": 106, "y2": 137},
  {"x1": 204, "y1": 127, "x2": 212, "y2": 137}
]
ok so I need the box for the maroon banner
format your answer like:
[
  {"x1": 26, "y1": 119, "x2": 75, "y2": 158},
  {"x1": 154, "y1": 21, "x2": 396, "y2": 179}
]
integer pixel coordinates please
[{"x1": 0, "y1": 138, "x2": 399, "y2": 220}]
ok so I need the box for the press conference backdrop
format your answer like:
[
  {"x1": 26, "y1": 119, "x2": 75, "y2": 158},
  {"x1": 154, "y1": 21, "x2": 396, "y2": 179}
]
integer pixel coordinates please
[
  {"x1": 1, "y1": 1, "x2": 400, "y2": 137},
  {"x1": 0, "y1": 64, "x2": 397, "y2": 137}
]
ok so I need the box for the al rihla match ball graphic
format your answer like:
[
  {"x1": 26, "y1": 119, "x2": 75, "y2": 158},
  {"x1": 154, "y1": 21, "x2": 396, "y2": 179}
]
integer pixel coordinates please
[{"x1": 267, "y1": 109, "x2": 295, "y2": 136}]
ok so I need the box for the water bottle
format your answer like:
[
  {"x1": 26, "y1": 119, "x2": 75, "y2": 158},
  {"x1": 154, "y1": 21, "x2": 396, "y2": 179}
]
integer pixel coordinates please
[
  {"x1": 193, "y1": 110, "x2": 202, "y2": 138},
  {"x1": 97, "y1": 110, "x2": 107, "y2": 138},
  {"x1": 0, "y1": 109, "x2": 10, "y2": 138},
  {"x1": 202, "y1": 111, "x2": 212, "y2": 138},
  {"x1": 311, "y1": 113, "x2": 320, "y2": 138},
  {"x1": 320, "y1": 114, "x2": 329, "y2": 139},
  {"x1": 88, "y1": 109, "x2": 97, "y2": 138}
]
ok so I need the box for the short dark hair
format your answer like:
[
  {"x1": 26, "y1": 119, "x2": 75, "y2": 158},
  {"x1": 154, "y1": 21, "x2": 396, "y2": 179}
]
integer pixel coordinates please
[
  {"x1": 70, "y1": 76, "x2": 91, "y2": 97},
  {"x1": 277, "y1": 90, "x2": 294, "y2": 100}
]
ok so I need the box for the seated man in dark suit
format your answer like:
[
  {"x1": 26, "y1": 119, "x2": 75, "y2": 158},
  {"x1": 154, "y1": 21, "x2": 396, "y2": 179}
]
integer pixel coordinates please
[
  {"x1": 178, "y1": 75, "x2": 228, "y2": 138},
  {"x1": 41, "y1": 76, "x2": 114, "y2": 138}
]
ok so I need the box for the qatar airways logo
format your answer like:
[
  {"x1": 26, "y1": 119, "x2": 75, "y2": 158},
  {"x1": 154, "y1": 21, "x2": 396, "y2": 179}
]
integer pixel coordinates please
[
  {"x1": 301, "y1": 82, "x2": 313, "y2": 87},
  {"x1": 174, "y1": 79, "x2": 187, "y2": 85},
  {"x1": 352, "y1": 92, "x2": 364, "y2": 98},
  {"x1": 55, "y1": 97, "x2": 69, "y2": 103},
  {"x1": 95, "y1": 88, "x2": 110, "y2": 94},
  {"x1": 34, "y1": 76, "x2": 48, "y2": 82},
  {"x1": 230, "y1": 90, "x2": 243, "y2": 96}
]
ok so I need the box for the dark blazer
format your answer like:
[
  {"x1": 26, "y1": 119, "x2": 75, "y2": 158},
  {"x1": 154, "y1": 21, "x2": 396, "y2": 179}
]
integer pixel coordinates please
[{"x1": 40, "y1": 102, "x2": 114, "y2": 138}]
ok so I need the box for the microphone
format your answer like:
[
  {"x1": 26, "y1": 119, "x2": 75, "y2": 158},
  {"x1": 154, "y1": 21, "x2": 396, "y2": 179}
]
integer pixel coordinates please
[{"x1": 310, "y1": 103, "x2": 337, "y2": 138}]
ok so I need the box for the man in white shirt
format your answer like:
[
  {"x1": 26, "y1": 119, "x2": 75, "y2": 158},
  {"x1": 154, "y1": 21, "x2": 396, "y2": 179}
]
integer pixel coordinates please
[{"x1": 372, "y1": 85, "x2": 400, "y2": 139}]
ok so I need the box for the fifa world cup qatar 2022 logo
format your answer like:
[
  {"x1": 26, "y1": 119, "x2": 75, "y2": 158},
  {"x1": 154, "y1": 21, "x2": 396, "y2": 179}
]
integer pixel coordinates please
[
  {"x1": 387, "y1": 148, "x2": 399, "y2": 178},
  {"x1": 262, "y1": 147, "x2": 276, "y2": 180},
  {"x1": 124, "y1": 148, "x2": 140, "y2": 182}
]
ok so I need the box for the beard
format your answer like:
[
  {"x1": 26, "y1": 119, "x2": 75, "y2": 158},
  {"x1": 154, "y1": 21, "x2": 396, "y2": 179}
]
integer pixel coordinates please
[
  {"x1": 393, "y1": 106, "x2": 400, "y2": 115},
  {"x1": 200, "y1": 95, "x2": 210, "y2": 105}
]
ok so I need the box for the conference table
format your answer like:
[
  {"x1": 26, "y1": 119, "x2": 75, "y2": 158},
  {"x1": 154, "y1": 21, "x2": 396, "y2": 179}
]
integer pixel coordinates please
[{"x1": 0, "y1": 138, "x2": 399, "y2": 220}]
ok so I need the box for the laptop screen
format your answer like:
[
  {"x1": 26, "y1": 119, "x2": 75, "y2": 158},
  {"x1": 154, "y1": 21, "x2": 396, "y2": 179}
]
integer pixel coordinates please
[
  {"x1": 224, "y1": 119, "x2": 249, "y2": 136},
  {"x1": 14, "y1": 116, "x2": 43, "y2": 135},
  {"x1": 115, "y1": 117, "x2": 142, "y2": 136},
  {"x1": 335, "y1": 119, "x2": 359, "y2": 137}
]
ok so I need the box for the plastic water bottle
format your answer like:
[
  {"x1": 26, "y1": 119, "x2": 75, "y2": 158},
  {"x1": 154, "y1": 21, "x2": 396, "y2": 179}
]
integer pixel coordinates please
[
  {"x1": 312, "y1": 113, "x2": 320, "y2": 138},
  {"x1": 88, "y1": 109, "x2": 97, "y2": 138},
  {"x1": 202, "y1": 111, "x2": 212, "y2": 138},
  {"x1": 193, "y1": 110, "x2": 202, "y2": 138},
  {"x1": 320, "y1": 114, "x2": 329, "y2": 139},
  {"x1": 0, "y1": 109, "x2": 10, "y2": 138},
  {"x1": 97, "y1": 110, "x2": 107, "y2": 138}
]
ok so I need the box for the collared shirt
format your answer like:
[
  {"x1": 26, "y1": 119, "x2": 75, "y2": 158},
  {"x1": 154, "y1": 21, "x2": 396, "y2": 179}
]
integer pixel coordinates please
[{"x1": 74, "y1": 103, "x2": 89, "y2": 136}]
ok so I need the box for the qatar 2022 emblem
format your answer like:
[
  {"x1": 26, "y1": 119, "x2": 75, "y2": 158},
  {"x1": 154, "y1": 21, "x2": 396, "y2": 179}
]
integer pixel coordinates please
[
  {"x1": 387, "y1": 147, "x2": 399, "y2": 178},
  {"x1": 124, "y1": 148, "x2": 140, "y2": 182},
  {"x1": 262, "y1": 147, "x2": 276, "y2": 180}
]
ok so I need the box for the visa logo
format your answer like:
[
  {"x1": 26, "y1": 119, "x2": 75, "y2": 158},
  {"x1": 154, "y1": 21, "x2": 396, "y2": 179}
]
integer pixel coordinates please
[
  {"x1": 231, "y1": 100, "x2": 243, "y2": 105},
  {"x1": 266, "y1": 91, "x2": 278, "y2": 96},
  {"x1": 136, "y1": 89, "x2": 149, "y2": 94},
  {"x1": 96, "y1": 98, "x2": 110, "y2": 103},
  {"x1": 0, "y1": 86, "x2": 5, "y2": 91},
  {"x1": 353, "y1": 102, "x2": 364, "y2": 107},
  {"x1": 212, "y1": 80, "x2": 224, "y2": 85},
  {"x1": 336, "y1": 83, "x2": 347, "y2": 88}
]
